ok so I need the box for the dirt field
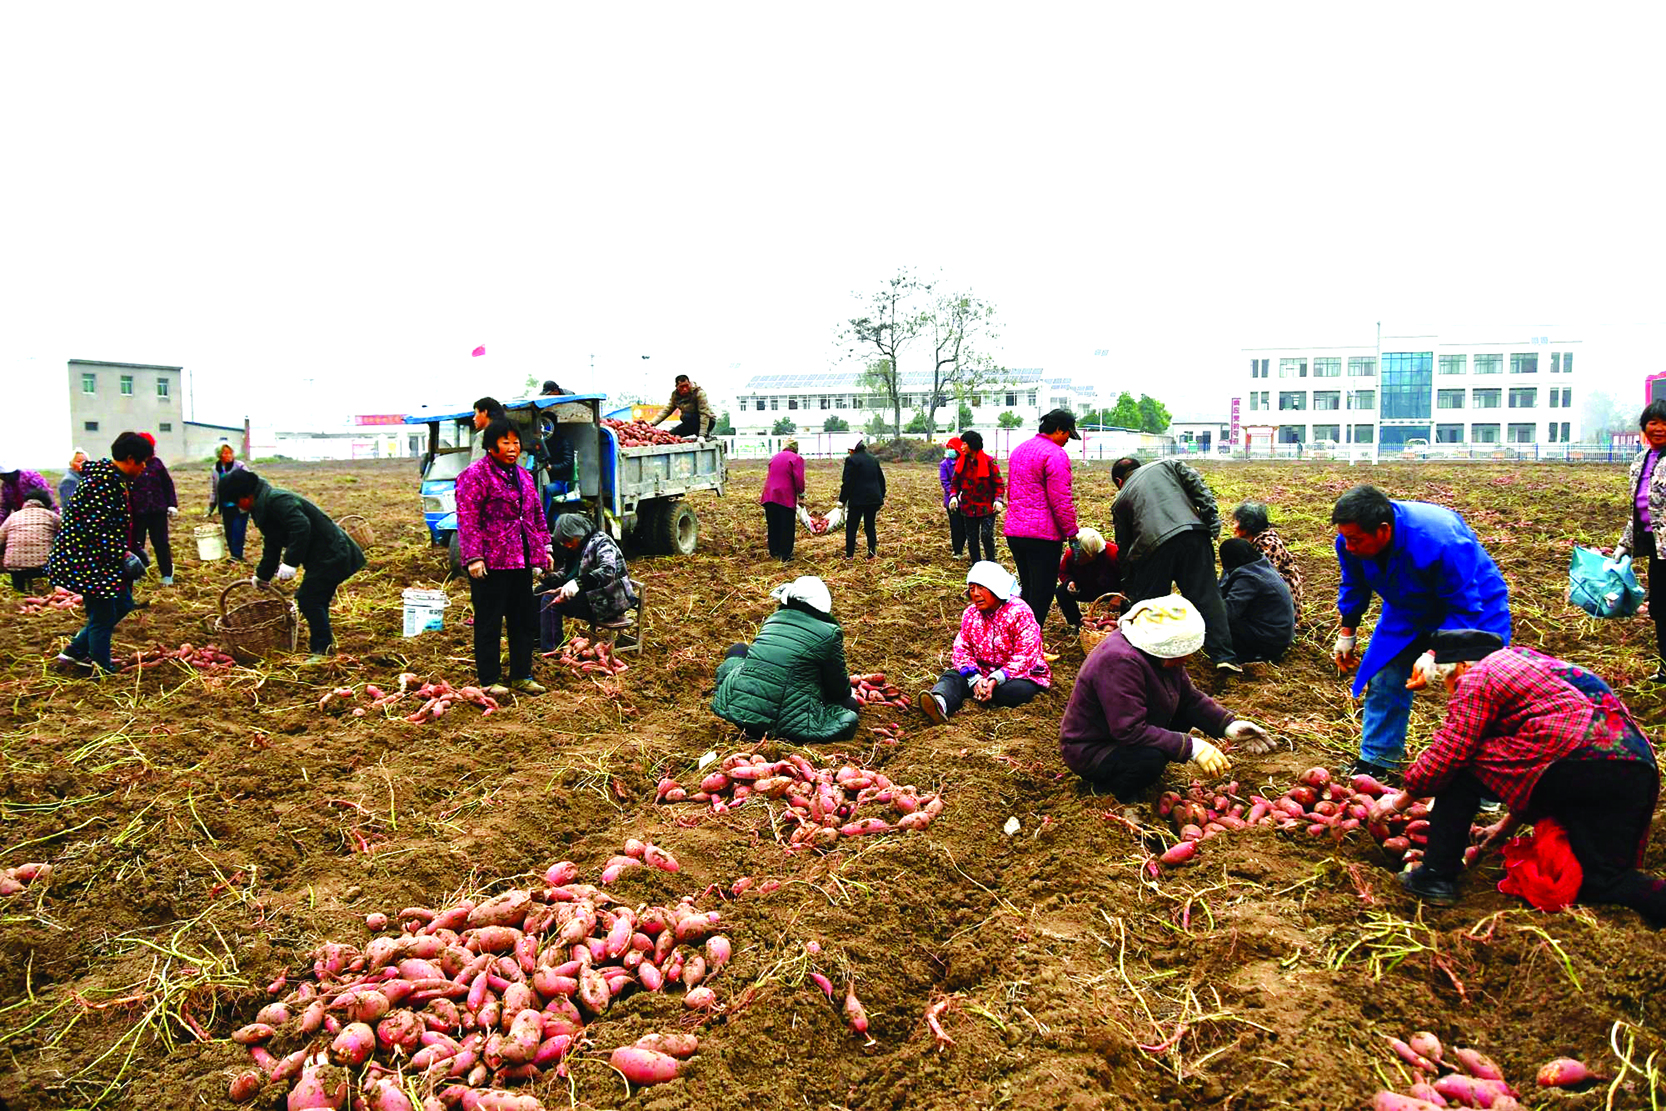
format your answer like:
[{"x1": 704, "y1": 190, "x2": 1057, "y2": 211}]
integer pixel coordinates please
[{"x1": 2, "y1": 455, "x2": 1663, "y2": 1110}]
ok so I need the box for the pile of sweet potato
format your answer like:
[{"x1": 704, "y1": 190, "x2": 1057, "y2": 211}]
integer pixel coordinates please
[
  {"x1": 655, "y1": 748, "x2": 942, "y2": 847},
  {"x1": 547, "y1": 636, "x2": 628, "y2": 678},
  {"x1": 16, "y1": 586, "x2": 80, "y2": 615},
  {"x1": 1373, "y1": 1030, "x2": 1527, "y2": 1109},
  {"x1": 228, "y1": 862, "x2": 727, "y2": 1108},
  {"x1": 118, "y1": 641, "x2": 237, "y2": 673},
  {"x1": 601, "y1": 419, "x2": 693, "y2": 447},
  {"x1": 0, "y1": 862, "x2": 51, "y2": 896},
  {"x1": 319, "y1": 674, "x2": 502, "y2": 723},
  {"x1": 850, "y1": 672, "x2": 910, "y2": 709}
]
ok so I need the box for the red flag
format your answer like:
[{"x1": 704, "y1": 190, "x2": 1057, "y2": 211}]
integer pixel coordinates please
[{"x1": 471, "y1": 345, "x2": 485, "y2": 357}]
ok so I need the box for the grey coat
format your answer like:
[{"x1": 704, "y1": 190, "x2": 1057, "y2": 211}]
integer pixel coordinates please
[{"x1": 1111, "y1": 459, "x2": 1221, "y2": 565}]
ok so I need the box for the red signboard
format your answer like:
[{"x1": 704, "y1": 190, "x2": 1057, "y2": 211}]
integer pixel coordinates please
[
  {"x1": 1229, "y1": 397, "x2": 1241, "y2": 445},
  {"x1": 354, "y1": 414, "x2": 407, "y2": 426}
]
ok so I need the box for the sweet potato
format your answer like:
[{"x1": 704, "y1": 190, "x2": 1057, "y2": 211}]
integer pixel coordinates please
[
  {"x1": 229, "y1": 1070, "x2": 263, "y2": 1103},
  {"x1": 467, "y1": 890, "x2": 530, "y2": 929},
  {"x1": 1536, "y1": 1057, "x2": 1596, "y2": 1088},
  {"x1": 1388, "y1": 1036, "x2": 1438, "y2": 1073},
  {"x1": 232, "y1": 1022, "x2": 276, "y2": 1044},
  {"x1": 287, "y1": 1061, "x2": 349, "y2": 1110},
  {"x1": 634, "y1": 1032, "x2": 699, "y2": 1059},
  {"x1": 1432, "y1": 1074, "x2": 1515, "y2": 1106},
  {"x1": 685, "y1": 985, "x2": 718, "y2": 1009},
  {"x1": 1407, "y1": 1083, "x2": 1448, "y2": 1107},
  {"x1": 609, "y1": 1045, "x2": 681, "y2": 1085},
  {"x1": 1452, "y1": 1046, "x2": 1507, "y2": 1081},
  {"x1": 1299, "y1": 766, "x2": 1332, "y2": 789},
  {"x1": 843, "y1": 982, "x2": 868, "y2": 1033},
  {"x1": 330, "y1": 1022, "x2": 376, "y2": 1066},
  {"x1": 460, "y1": 1091, "x2": 546, "y2": 1111},
  {"x1": 1159, "y1": 841, "x2": 1197, "y2": 866},
  {"x1": 1409, "y1": 1031, "x2": 1444, "y2": 1063},
  {"x1": 369, "y1": 1081, "x2": 417, "y2": 1111},
  {"x1": 1372, "y1": 1094, "x2": 1445, "y2": 1111}
]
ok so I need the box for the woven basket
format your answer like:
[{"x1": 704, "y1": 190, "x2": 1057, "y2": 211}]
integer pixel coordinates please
[
  {"x1": 212, "y1": 580, "x2": 299, "y2": 662},
  {"x1": 1078, "y1": 592, "x2": 1130, "y2": 655},
  {"x1": 337, "y1": 514, "x2": 374, "y2": 550}
]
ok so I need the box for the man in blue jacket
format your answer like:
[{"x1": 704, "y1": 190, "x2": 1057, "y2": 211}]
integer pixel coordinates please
[{"x1": 1330, "y1": 484, "x2": 1511, "y2": 780}]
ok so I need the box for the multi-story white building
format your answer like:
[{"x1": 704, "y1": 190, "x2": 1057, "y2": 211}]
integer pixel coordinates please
[
  {"x1": 728, "y1": 367, "x2": 1098, "y2": 436},
  {"x1": 1238, "y1": 331, "x2": 1581, "y2": 451}
]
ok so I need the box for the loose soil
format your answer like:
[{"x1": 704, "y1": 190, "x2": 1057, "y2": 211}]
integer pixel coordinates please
[{"x1": 2, "y1": 458, "x2": 1663, "y2": 1110}]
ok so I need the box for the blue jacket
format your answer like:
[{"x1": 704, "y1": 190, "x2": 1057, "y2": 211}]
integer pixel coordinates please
[{"x1": 1336, "y1": 499, "x2": 1511, "y2": 696}]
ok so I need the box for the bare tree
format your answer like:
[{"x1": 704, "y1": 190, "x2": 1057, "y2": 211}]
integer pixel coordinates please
[
  {"x1": 838, "y1": 269, "x2": 934, "y2": 439},
  {"x1": 922, "y1": 291, "x2": 998, "y2": 438}
]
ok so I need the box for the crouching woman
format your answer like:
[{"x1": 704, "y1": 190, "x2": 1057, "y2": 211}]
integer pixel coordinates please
[
  {"x1": 1058, "y1": 597, "x2": 1270, "y2": 799},
  {"x1": 711, "y1": 576, "x2": 861, "y2": 744},
  {"x1": 919, "y1": 561, "x2": 1050, "y2": 724}
]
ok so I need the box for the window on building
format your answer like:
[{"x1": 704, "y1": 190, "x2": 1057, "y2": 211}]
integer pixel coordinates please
[
  {"x1": 1436, "y1": 423, "x2": 1464, "y2": 443},
  {"x1": 755, "y1": 399, "x2": 765, "y2": 411},
  {"x1": 1472, "y1": 388, "x2": 1501, "y2": 409},
  {"x1": 1005, "y1": 392, "x2": 1018, "y2": 407},
  {"x1": 1313, "y1": 358, "x2": 1341, "y2": 378},
  {"x1": 1473, "y1": 354, "x2": 1503, "y2": 375},
  {"x1": 1279, "y1": 358, "x2": 1307, "y2": 378},
  {"x1": 1051, "y1": 396, "x2": 1067, "y2": 408},
  {"x1": 81, "y1": 373, "x2": 96, "y2": 394},
  {"x1": 1561, "y1": 388, "x2": 1572, "y2": 407},
  {"x1": 1549, "y1": 390, "x2": 1559, "y2": 409},
  {"x1": 1563, "y1": 352, "x2": 1574, "y2": 374},
  {"x1": 1279, "y1": 392, "x2": 1307, "y2": 411},
  {"x1": 1348, "y1": 357, "x2": 1376, "y2": 377},
  {"x1": 818, "y1": 396, "x2": 830, "y2": 410},
  {"x1": 1277, "y1": 426, "x2": 1307, "y2": 443},
  {"x1": 1027, "y1": 391, "x2": 1038, "y2": 406},
  {"x1": 1311, "y1": 423, "x2": 1340, "y2": 442},
  {"x1": 84, "y1": 420, "x2": 99, "y2": 432},
  {"x1": 1347, "y1": 389, "x2": 1376, "y2": 410},
  {"x1": 120, "y1": 375, "x2": 134, "y2": 396},
  {"x1": 157, "y1": 377, "x2": 170, "y2": 398},
  {"x1": 1472, "y1": 423, "x2": 1499, "y2": 444},
  {"x1": 1312, "y1": 391, "x2": 1340, "y2": 410},
  {"x1": 1509, "y1": 387, "x2": 1537, "y2": 408},
  {"x1": 1437, "y1": 389, "x2": 1465, "y2": 410},
  {"x1": 1352, "y1": 424, "x2": 1374, "y2": 443},
  {"x1": 1248, "y1": 394, "x2": 1259, "y2": 411},
  {"x1": 1258, "y1": 391, "x2": 1269, "y2": 409},
  {"x1": 1551, "y1": 352, "x2": 1561, "y2": 373},
  {"x1": 159, "y1": 422, "x2": 173, "y2": 432},
  {"x1": 769, "y1": 398, "x2": 778, "y2": 410},
  {"x1": 1508, "y1": 422, "x2": 1536, "y2": 443},
  {"x1": 1548, "y1": 424, "x2": 1560, "y2": 442},
  {"x1": 851, "y1": 396, "x2": 863, "y2": 410},
  {"x1": 787, "y1": 397, "x2": 798, "y2": 409},
  {"x1": 1381, "y1": 352, "x2": 1434, "y2": 419},
  {"x1": 1438, "y1": 355, "x2": 1466, "y2": 375},
  {"x1": 1510, "y1": 353, "x2": 1538, "y2": 374},
  {"x1": 968, "y1": 393, "x2": 980, "y2": 408},
  {"x1": 1561, "y1": 421, "x2": 1571, "y2": 440}
]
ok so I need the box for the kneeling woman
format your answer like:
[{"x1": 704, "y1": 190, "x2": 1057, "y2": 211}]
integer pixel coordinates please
[
  {"x1": 920, "y1": 562, "x2": 1050, "y2": 724},
  {"x1": 712, "y1": 576, "x2": 862, "y2": 744}
]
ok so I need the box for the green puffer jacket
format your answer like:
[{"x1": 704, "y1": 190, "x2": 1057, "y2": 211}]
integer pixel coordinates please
[{"x1": 712, "y1": 606, "x2": 859, "y2": 744}]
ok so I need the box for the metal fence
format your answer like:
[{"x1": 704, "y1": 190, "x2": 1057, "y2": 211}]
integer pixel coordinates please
[{"x1": 1150, "y1": 441, "x2": 1634, "y2": 465}]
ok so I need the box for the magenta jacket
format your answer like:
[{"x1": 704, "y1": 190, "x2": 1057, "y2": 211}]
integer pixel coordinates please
[
  {"x1": 760, "y1": 450, "x2": 805, "y2": 508},
  {"x1": 454, "y1": 456, "x2": 551, "y2": 570},
  {"x1": 1002, "y1": 434, "x2": 1077, "y2": 541}
]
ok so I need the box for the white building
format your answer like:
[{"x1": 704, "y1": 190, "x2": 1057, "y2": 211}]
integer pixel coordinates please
[
  {"x1": 1238, "y1": 331, "x2": 1581, "y2": 451},
  {"x1": 1167, "y1": 412, "x2": 1231, "y2": 454},
  {"x1": 728, "y1": 367, "x2": 1098, "y2": 437}
]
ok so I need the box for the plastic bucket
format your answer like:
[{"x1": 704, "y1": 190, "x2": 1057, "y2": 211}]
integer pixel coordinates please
[
  {"x1": 194, "y1": 524, "x2": 226, "y2": 562},
  {"x1": 402, "y1": 588, "x2": 448, "y2": 637}
]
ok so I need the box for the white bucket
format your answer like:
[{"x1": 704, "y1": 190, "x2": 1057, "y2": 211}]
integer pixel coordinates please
[
  {"x1": 194, "y1": 524, "x2": 226, "y2": 562},
  {"x1": 402, "y1": 588, "x2": 449, "y2": 637}
]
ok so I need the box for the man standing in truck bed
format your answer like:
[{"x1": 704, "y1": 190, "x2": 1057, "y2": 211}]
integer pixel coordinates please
[{"x1": 652, "y1": 375, "x2": 714, "y2": 438}]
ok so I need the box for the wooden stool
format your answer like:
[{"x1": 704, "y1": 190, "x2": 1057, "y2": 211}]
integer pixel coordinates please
[{"x1": 587, "y1": 579, "x2": 644, "y2": 656}]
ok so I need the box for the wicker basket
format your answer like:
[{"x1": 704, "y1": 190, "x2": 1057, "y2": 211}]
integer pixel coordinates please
[
  {"x1": 337, "y1": 514, "x2": 374, "y2": 550},
  {"x1": 1078, "y1": 592, "x2": 1130, "y2": 655},
  {"x1": 212, "y1": 580, "x2": 299, "y2": 662}
]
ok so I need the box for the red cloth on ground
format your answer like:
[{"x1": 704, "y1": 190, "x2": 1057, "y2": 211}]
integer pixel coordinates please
[{"x1": 1496, "y1": 818, "x2": 1583, "y2": 912}]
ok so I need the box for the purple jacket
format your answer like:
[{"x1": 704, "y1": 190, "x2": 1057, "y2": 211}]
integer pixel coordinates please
[
  {"x1": 761, "y1": 450, "x2": 805, "y2": 508},
  {"x1": 1002, "y1": 434, "x2": 1077, "y2": 541},
  {"x1": 0, "y1": 469, "x2": 54, "y2": 526},
  {"x1": 129, "y1": 457, "x2": 177, "y2": 515},
  {"x1": 1059, "y1": 628, "x2": 1233, "y2": 771},
  {"x1": 938, "y1": 456, "x2": 955, "y2": 508},
  {"x1": 454, "y1": 456, "x2": 552, "y2": 570}
]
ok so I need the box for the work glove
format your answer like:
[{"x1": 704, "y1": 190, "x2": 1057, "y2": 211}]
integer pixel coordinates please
[
  {"x1": 948, "y1": 496, "x2": 959, "y2": 511},
  {"x1": 1066, "y1": 581, "x2": 1079, "y2": 594},
  {"x1": 796, "y1": 505, "x2": 814, "y2": 530},
  {"x1": 558, "y1": 579, "x2": 580, "y2": 601},
  {"x1": 467, "y1": 560, "x2": 488, "y2": 580},
  {"x1": 826, "y1": 506, "x2": 844, "y2": 529},
  {"x1": 166, "y1": 506, "x2": 179, "y2": 519},
  {"x1": 1189, "y1": 737, "x2": 1230, "y2": 778},
  {"x1": 993, "y1": 499, "x2": 1004, "y2": 513},
  {"x1": 275, "y1": 563, "x2": 298, "y2": 582},
  {"x1": 1224, "y1": 720, "x2": 1274, "y2": 754},
  {"x1": 1333, "y1": 632, "x2": 1358, "y2": 672},
  {"x1": 1405, "y1": 650, "x2": 1455, "y2": 691}
]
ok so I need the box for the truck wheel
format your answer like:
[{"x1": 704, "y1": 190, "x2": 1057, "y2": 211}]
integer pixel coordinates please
[
  {"x1": 654, "y1": 502, "x2": 699, "y2": 556},
  {"x1": 446, "y1": 531, "x2": 463, "y2": 576},
  {"x1": 628, "y1": 504, "x2": 661, "y2": 555}
]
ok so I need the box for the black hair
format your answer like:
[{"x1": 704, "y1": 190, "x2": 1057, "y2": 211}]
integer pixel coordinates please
[
  {"x1": 675, "y1": 374, "x2": 690, "y2": 384},
  {"x1": 473, "y1": 396, "x2": 504, "y2": 415},
  {"x1": 1110, "y1": 457, "x2": 1141, "y2": 484},
  {"x1": 111, "y1": 431, "x2": 155, "y2": 464},
  {"x1": 22, "y1": 489, "x2": 52, "y2": 508},
  {"x1": 962, "y1": 430, "x2": 984, "y2": 452},
  {"x1": 1220, "y1": 537, "x2": 1260, "y2": 571},
  {"x1": 483, "y1": 419, "x2": 521, "y2": 454},
  {"x1": 1641, "y1": 400, "x2": 1666, "y2": 430},
  {"x1": 1232, "y1": 501, "x2": 1271, "y2": 535},
  {"x1": 1039, "y1": 408, "x2": 1076, "y2": 435},
  {"x1": 218, "y1": 467, "x2": 259, "y2": 504},
  {"x1": 851, "y1": 440, "x2": 868, "y2": 454},
  {"x1": 1330, "y1": 484, "x2": 1395, "y2": 530},
  {"x1": 541, "y1": 380, "x2": 561, "y2": 395}
]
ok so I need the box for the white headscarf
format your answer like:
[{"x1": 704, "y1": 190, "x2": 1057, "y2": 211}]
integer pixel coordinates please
[
  {"x1": 1075, "y1": 528, "x2": 1106, "y2": 557},
  {"x1": 770, "y1": 575, "x2": 832, "y2": 616},
  {"x1": 966, "y1": 560, "x2": 1020, "y2": 601},
  {"x1": 1119, "y1": 597, "x2": 1205, "y2": 659}
]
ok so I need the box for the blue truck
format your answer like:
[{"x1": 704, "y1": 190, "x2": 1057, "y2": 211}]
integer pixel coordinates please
[{"x1": 406, "y1": 394, "x2": 727, "y2": 568}]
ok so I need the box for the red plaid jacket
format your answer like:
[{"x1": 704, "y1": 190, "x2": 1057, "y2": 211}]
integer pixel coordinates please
[{"x1": 950, "y1": 454, "x2": 1006, "y2": 518}]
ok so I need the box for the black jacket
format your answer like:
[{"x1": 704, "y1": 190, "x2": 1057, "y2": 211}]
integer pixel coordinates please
[
  {"x1": 249, "y1": 478, "x2": 366, "y2": 583},
  {"x1": 838, "y1": 451, "x2": 886, "y2": 507},
  {"x1": 1111, "y1": 459, "x2": 1221, "y2": 565},
  {"x1": 1218, "y1": 556, "x2": 1295, "y2": 660}
]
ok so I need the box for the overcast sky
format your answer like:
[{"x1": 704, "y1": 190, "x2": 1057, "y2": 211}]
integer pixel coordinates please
[{"x1": 4, "y1": 2, "x2": 1664, "y2": 464}]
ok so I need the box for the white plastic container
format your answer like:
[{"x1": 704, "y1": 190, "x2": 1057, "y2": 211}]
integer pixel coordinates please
[
  {"x1": 194, "y1": 524, "x2": 226, "y2": 562},
  {"x1": 402, "y1": 588, "x2": 448, "y2": 637}
]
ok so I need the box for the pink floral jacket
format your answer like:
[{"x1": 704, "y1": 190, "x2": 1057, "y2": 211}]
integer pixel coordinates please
[{"x1": 950, "y1": 599, "x2": 1051, "y2": 687}]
